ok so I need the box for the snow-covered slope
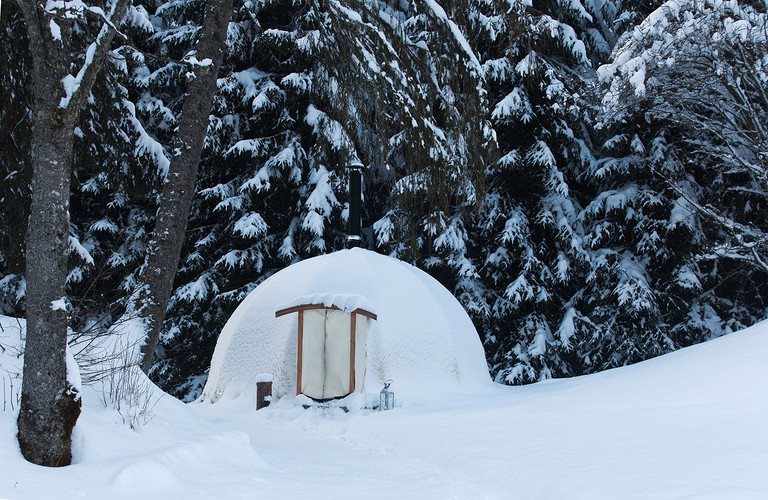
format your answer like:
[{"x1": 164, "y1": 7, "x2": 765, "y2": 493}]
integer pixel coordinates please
[{"x1": 2, "y1": 315, "x2": 768, "y2": 499}]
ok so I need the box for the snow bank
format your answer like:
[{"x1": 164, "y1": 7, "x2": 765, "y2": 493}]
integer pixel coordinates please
[
  {"x1": 202, "y1": 248, "x2": 492, "y2": 406},
  {"x1": 2, "y1": 314, "x2": 768, "y2": 498}
]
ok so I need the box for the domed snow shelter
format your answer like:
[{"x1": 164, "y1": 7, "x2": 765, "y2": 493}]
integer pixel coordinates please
[{"x1": 201, "y1": 248, "x2": 492, "y2": 405}]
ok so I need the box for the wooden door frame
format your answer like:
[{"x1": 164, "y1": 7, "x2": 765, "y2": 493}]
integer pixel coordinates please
[{"x1": 275, "y1": 304, "x2": 377, "y2": 397}]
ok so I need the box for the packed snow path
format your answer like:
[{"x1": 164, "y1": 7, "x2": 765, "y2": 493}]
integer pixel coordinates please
[{"x1": 3, "y1": 319, "x2": 768, "y2": 499}]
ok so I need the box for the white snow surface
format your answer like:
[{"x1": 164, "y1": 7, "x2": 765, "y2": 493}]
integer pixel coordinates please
[
  {"x1": 202, "y1": 248, "x2": 492, "y2": 405},
  {"x1": 3, "y1": 314, "x2": 768, "y2": 498}
]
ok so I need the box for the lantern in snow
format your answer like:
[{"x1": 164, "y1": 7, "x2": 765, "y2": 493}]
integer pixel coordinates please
[{"x1": 379, "y1": 379, "x2": 394, "y2": 411}]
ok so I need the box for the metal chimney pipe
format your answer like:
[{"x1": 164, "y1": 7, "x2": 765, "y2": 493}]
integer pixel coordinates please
[{"x1": 345, "y1": 162, "x2": 364, "y2": 249}]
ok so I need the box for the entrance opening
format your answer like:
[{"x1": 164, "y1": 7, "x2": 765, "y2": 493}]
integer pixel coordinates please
[{"x1": 275, "y1": 304, "x2": 377, "y2": 400}]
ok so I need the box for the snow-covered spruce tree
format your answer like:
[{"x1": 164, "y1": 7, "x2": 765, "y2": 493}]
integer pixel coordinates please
[
  {"x1": 465, "y1": 0, "x2": 613, "y2": 383},
  {"x1": 576, "y1": 138, "x2": 682, "y2": 369},
  {"x1": 257, "y1": 0, "x2": 495, "y2": 269},
  {"x1": 13, "y1": 0, "x2": 129, "y2": 467},
  {"x1": 271, "y1": 0, "x2": 497, "y2": 351},
  {"x1": 0, "y1": 2, "x2": 31, "y2": 316},
  {"x1": 337, "y1": 0, "x2": 495, "y2": 303},
  {"x1": 589, "y1": 0, "x2": 768, "y2": 363},
  {"x1": 601, "y1": 0, "x2": 768, "y2": 275}
]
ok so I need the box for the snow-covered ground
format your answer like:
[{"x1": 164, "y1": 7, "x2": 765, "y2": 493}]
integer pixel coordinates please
[{"x1": 2, "y1": 315, "x2": 768, "y2": 499}]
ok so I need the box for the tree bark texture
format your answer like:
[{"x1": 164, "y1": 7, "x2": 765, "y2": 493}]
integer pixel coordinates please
[
  {"x1": 18, "y1": 103, "x2": 81, "y2": 467},
  {"x1": 16, "y1": 0, "x2": 129, "y2": 466},
  {"x1": 138, "y1": 0, "x2": 235, "y2": 373}
]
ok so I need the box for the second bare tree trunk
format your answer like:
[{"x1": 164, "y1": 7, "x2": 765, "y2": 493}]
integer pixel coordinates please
[{"x1": 137, "y1": 0, "x2": 235, "y2": 373}]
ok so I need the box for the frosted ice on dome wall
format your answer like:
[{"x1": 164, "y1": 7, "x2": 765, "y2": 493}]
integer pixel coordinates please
[{"x1": 201, "y1": 248, "x2": 491, "y2": 404}]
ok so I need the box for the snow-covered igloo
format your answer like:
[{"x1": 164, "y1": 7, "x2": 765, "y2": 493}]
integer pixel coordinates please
[{"x1": 201, "y1": 248, "x2": 491, "y2": 406}]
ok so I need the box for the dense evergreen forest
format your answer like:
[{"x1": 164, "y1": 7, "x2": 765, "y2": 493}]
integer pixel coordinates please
[{"x1": 2, "y1": 0, "x2": 767, "y2": 401}]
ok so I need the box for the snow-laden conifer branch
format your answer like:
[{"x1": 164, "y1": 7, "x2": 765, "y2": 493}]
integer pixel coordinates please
[
  {"x1": 55, "y1": 0, "x2": 132, "y2": 114},
  {"x1": 423, "y1": 0, "x2": 484, "y2": 80},
  {"x1": 660, "y1": 171, "x2": 768, "y2": 274},
  {"x1": 597, "y1": 0, "x2": 768, "y2": 275}
]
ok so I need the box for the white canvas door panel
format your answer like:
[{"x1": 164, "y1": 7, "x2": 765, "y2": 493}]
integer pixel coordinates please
[
  {"x1": 301, "y1": 309, "x2": 327, "y2": 399},
  {"x1": 291, "y1": 305, "x2": 372, "y2": 400},
  {"x1": 323, "y1": 309, "x2": 351, "y2": 398}
]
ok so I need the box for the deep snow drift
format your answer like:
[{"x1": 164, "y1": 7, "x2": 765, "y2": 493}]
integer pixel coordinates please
[{"x1": 2, "y1": 314, "x2": 768, "y2": 499}]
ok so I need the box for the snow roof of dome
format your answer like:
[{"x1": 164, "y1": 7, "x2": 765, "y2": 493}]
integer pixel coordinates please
[{"x1": 201, "y1": 248, "x2": 491, "y2": 405}]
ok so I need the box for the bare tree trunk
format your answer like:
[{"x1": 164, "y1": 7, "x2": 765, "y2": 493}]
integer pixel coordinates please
[
  {"x1": 136, "y1": 0, "x2": 234, "y2": 373},
  {"x1": 18, "y1": 98, "x2": 80, "y2": 467},
  {"x1": 16, "y1": 0, "x2": 129, "y2": 466}
]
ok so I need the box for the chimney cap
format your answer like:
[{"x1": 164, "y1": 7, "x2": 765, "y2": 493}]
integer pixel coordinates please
[{"x1": 346, "y1": 161, "x2": 365, "y2": 170}]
